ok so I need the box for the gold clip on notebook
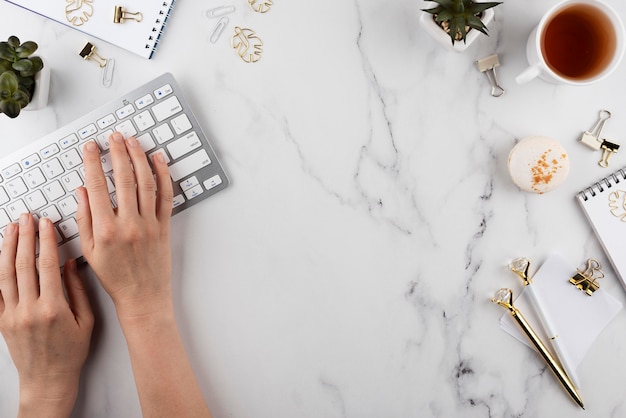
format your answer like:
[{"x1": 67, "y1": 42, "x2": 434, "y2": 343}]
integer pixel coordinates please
[
  {"x1": 576, "y1": 167, "x2": 626, "y2": 286},
  {"x1": 4, "y1": 0, "x2": 175, "y2": 59}
]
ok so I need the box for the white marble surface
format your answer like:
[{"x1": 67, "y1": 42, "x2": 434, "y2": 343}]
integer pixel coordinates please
[{"x1": 1, "y1": 0, "x2": 626, "y2": 416}]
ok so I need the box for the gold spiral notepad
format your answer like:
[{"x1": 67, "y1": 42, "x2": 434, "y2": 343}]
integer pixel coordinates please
[
  {"x1": 576, "y1": 167, "x2": 626, "y2": 286},
  {"x1": 4, "y1": 0, "x2": 175, "y2": 59}
]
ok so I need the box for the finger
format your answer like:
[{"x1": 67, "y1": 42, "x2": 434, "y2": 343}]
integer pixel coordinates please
[
  {"x1": 126, "y1": 137, "x2": 157, "y2": 217},
  {"x1": 15, "y1": 213, "x2": 39, "y2": 301},
  {"x1": 152, "y1": 152, "x2": 174, "y2": 224},
  {"x1": 37, "y1": 218, "x2": 63, "y2": 299},
  {"x1": 63, "y1": 259, "x2": 94, "y2": 325},
  {"x1": 75, "y1": 186, "x2": 95, "y2": 255},
  {"x1": 0, "y1": 222, "x2": 19, "y2": 307},
  {"x1": 109, "y1": 132, "x2": 138, "y2": 215},
  {"x1": 82, "y1": 141, "x2": 115, "y2": 221}
]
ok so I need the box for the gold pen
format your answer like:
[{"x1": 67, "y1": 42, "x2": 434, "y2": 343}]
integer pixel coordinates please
[{"x1": 492, "y1": 288, "x2": 585, "y2": 410}]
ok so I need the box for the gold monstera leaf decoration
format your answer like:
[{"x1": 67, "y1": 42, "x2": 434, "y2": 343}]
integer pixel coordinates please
[{"x1": 65, "y1": 0, "x2": 94, "y2": 26}]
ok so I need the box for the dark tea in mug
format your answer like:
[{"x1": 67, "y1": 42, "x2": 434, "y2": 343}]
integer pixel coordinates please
[{"x1": 541, "y1": 3, "x2": 617, "y2": 81}]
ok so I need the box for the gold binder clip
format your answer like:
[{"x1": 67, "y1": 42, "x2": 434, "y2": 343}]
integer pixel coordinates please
[
  {"x1": 113, "y1": 6, "x2": 143, "y2": 23},
  {"x1": 79, "y1": 42, "x2": 108, "y2": 68},
  {"x1": 599, "y1": 139, "x2": 620, "y2": 168},
  {"x1": 569, "y1": 258, "x2": 604, "y2": 296}
]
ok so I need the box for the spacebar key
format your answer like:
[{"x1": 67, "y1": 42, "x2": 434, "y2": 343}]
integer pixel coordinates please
[
  {"x1": 57, "y1": 236, "x2": 83, "y2": 267},
  {"x1": 169, "y1": 149, "x2": 211, "y2": 182}
]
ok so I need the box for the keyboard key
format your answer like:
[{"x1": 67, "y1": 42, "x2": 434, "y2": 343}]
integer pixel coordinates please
[
  {"x1": 148, "y1": 149, "x2": 170, "y2": 165},
  {"x1": 106, "y1": 176, "x2": 116, "y2": 193},
  {"x1": 134, "y1": 111, "x2": 156, "y2": 131},
  {"x1": 40, "y1": 205, "x2": 62, "y2": 223},
  {"x1": 78, "y1": 124, "x2": 97, "y2": 140},
  {"x1": 172, "y1": 194, "x2": 185, "y2": 208},
  {"x1": 60, "y1": 149, "x2": 82, "y2": 170},
  {"x1": 184, "y1": 185, "x2": 203, "y2": 200},
  {"x1": 97, "y1": 114, "x2": 116, "y2": 129},
  {"x1": 203, "y1": 175, "x2": 223, "y2": 190},
  {"x1": 59, "y1": 218, "x2": 79, "y2": 238},
  {"x1": 60, "y1": 133, "x2": 80, "y2": 148},
  {"x1": 180, "y1": 176, "x2": 199, "y2": 192},
  {"x1": 61, "y1": 171, "x2": 84, "y2": 192},
  {"x1": 43, "y1": 180, "x2": 66, "y2": 202},
  {"x1": 42, "y1": 158, "x2": 65, "y2": 179},
  {"x1": 6, "y1": 200, "x2": 28, "y2": 221},
  {"x1": 135, "y1": 94, "x2": 154, "y2": 109},
  {"x1": 168, "y1": 149, "x2": 211, "y2": 182},
  {"x1": 152, "y1": 96, "x2": 182, "y2": 122},
  {"x1": 153, "y1": 123, "x2": 174, "y2": 144},
  {"x1": 58, "y1": 195, "x2": 78, "y2": 217},
  {"x1": 41, "y1": 143, "x2": 60, "y2": 159},
  {"x1": 167, "y1": 131, "x2": 202, "y2": 160},
  {"x1": 0, "y1": 209, "x2": 10, "y2": 227},
  {"x1": 21, "y1": 153, "x2": 41, "y2": 169},
  {"x1": 171, "y1": 114, "x2": 192, "y2": 134},
  {"x1": 6, "y1": 177, "x2": 28, "y2": 198},
  {"x1": 0, "y1": 187, "x2": 9, "y2": 205},
  {"x1": 154, "y1": 84, "x2": 173, "y2": 99},
  {"x1": 115, "y1": 120, "x2": 137, "y2": 138},
  {"x1": 57, "y1": 236, "x2": 82, "y2": 266},
  {"x1": 96, "y1": 129, "x2": 114, "y2": 150},
  {"x1": 2, "y1": 163, "x2": 21, "y2": 179},
  {"x1": 25, "y1": 190, "x2": 47, "y2": 211},
  {"x1": 136, "y1": 133, "x2": 156, "y2": 152},
  {"x1": 24, "y1": 168, "x2": 46, "y2": 188},
  {"x1": 100, "y1": 152, "x2": 113, "y2": 173},
  {"x1": 116, "y1": 103, "x2": 135, "y2": 119}
]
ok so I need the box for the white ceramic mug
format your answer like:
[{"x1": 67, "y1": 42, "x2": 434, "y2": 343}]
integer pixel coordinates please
[{"x1": 516, "y1": 0, "x2": 625, "y2": 85}]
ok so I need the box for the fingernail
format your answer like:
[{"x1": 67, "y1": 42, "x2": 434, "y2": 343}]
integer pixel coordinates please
[
  {"x1": 127, "y1": 136, "x2": 139, "y2": 147},
  {"x1": 19, "y1": 213, "x2": 29, "y2": 226},
  {"x1": 111, "y1": 132, "x2": 124, "y2": 143},
  {"x1": 85, "y1": 141, "x2": 98, "y2": 153},
  {"x1": 153, "y1": 152, "x2": 165, "y2": 164},
  {"x1": 4, "y1": 222, "x2": 15, "y2": 236},
  {"x1": 39, "y1": 218, "x2": 50, "y2": 230}
]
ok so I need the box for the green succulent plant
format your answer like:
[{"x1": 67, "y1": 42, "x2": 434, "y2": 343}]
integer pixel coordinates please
[
  {"x1": 0, "y1": 36, "x2": 44, "y2": 118},
  {"x1": 422, "y1": 0, "x2": 502, "y2": 45}
]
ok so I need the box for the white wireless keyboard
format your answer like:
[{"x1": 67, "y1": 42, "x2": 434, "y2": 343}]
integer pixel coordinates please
[{"x1": 0, "y1": 73, "x2": 229, "y2": 265}]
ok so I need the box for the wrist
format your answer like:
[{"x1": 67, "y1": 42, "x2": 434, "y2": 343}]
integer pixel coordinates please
[{"x1": 19, "y1": 378, "x2": 79, "y2": 418}]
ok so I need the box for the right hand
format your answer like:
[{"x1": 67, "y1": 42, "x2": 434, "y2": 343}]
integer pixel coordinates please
[{"x1": 76, "y1": 132, "x2": 174, "y2": 318}]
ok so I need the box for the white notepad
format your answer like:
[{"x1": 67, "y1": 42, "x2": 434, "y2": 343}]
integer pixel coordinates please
[
  {"x1": 500, "y1": 254, "x2": 622, "y2": 371},
  {"x1": 4, "y1": 0, "x2": 175, "y2": 59},
  {"x1": 577, "y1": 167, "x2": 626, "y2": 286}
]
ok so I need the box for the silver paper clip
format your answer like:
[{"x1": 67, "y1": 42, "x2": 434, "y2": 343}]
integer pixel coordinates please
[
  {"x1": 102, "y1": 58, "x2": 115, "y2": 88},
  {"x1": 476, "y1": 54, "x2": 505, "y2": 97},
  {"x1": 113, "y1": 6, "x2": 143, "y2": 23},
  {"x1": 209, "y1": 17, "x2": 229, "y2": 44},
  {"x1": 206, "y1": 5, "x2": 236, "y2": 18},
  {"x1": 580, "y1": 109, "x2": 611, "y2": 150}
]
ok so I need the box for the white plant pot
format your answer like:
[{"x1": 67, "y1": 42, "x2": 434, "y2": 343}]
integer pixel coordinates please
[
  {"x1": 23, "y1": 59, "x2": 50, "y2": 111},
  {"x1": 419, "y1": 6, "x2": 495, "y2": 53}
]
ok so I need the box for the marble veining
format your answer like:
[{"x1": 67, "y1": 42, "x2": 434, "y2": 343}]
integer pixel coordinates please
[{"x1": 1, "y1": 0, "x2": 626, "y2": 417}]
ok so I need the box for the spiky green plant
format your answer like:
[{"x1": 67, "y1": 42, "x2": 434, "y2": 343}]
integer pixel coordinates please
[
  {"x1": 0, "y1": 36, "x2": 44, "y2": 118},
  {"x1": 422, "y1": 0, "x2": 501, "y2": 45}
]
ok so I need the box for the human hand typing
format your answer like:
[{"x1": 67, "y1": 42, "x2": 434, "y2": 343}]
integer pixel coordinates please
[
  {"x1": 76, "y1": 132, "x2": 174, "y2": 319},
  {"x1": 0, "y1": 214, "x2": 94, "y2": 418}
]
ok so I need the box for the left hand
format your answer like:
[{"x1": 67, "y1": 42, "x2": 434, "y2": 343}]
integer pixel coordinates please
[{"x1": 0, "y1": 214, "x2": 94, "y2": 417}]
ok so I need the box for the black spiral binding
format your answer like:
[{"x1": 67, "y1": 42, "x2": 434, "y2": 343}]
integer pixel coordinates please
[
  {"x1": 145, "y1": 1, "x2": 176, "y2": 58},
  {"x1": 577, "y1": 168, "x2": 626, "y2": 201}
]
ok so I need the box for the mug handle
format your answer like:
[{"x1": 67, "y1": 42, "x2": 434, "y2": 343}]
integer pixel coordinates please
[{"x1": 515, "y1": 65, "x2": 541, "y2": 84}]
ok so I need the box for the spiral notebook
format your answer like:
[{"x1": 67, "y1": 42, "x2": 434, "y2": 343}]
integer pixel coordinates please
[
  {"x1": 576, "y1": 167, "x2": 626, "y2": 286},
  {"x1": 4, "y1": 0, "x2": 175, "y2": 59}
]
